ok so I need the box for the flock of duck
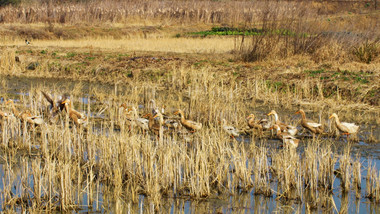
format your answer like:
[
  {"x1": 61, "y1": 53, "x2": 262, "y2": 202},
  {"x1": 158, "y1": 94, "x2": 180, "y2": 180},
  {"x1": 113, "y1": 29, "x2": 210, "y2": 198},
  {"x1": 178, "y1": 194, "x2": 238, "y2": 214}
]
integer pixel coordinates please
[{"x1": 0, "y1": 91, "x2": 360, "y2": 148}]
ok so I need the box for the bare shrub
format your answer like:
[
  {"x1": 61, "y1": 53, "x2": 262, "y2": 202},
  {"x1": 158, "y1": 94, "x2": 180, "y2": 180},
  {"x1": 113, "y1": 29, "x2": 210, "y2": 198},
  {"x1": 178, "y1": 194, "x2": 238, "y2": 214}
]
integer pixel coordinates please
[{"x1": 352, "y1": 39, "x2": 380, "y2": 64}]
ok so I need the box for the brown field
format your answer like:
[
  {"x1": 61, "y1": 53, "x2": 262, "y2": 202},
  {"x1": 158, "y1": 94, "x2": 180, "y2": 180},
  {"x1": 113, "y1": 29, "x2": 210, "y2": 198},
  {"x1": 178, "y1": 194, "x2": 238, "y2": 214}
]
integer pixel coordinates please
[{"x1": 0, "y1": 0, "x2": 380, "y2": 212}]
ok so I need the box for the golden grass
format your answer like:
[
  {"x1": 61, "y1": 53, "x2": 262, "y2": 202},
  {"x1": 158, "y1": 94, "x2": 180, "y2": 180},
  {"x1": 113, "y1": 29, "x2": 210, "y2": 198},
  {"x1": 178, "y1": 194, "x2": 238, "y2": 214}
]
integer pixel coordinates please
[
  {"x1": 0, "y1": 1, "x2": 379, "y2": 212},
  {"x1": 1, "y1": 37, "x2": 235, "y2": 54},
  {"x1": 0, "y1": 81, "x2": 379, "y2": 212}
]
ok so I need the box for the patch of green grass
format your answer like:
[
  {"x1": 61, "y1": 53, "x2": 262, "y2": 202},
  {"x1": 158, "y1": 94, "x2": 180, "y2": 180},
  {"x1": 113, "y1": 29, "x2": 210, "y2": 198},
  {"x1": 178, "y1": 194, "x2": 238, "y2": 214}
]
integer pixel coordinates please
[
  {"x1": 40, "y1": 50, "x2": 47, "y2": 54},
  {"x1": 216, "y1": 61, "x2": 229, "y2": 67},
  {"x1": 66, "y1": 52, "x2": 76, "y2": 58},
  {"x1": 305, "y1": 69, "x2": 325, "y2": 77},
  {"x1": 304, "y1": 69, "x2": 370, "y2": 84},
  {"x1": 354, "y1": 76, "x2": 369, "y2": 84},
  {"x1": 193, "y1": 60, "x2": 208, "y2": 68},
  {"x1": 232, "y1": 71, "x2": 239, "y2": 77},
  {"x1": 188, "y1": 26, "x2": 306, "y2": 38},
  {"x1": 252, "y1": 65, "x2": 262, "y2": 70},
  {"x1": 86, "y1": 56, "x2": 96, "y2": 61},
  {"x1": 330, "y1": 69, "x2": 370, "y2": 84},
  {"x1": 117, "y1": 53, "x2": 129, "y2": 61},
  {"x1": 367, "y1": 89, "x2": 376, "y2": 97},
  {"x1": 189, "y1": 26, "x2": 264, "y2": 37},
  {"x1": 265, "y1": 80, "x2": 286, "y2": 92},
  {"x1": 105, "y1": 55, "x2": 114, "y2": 60}
]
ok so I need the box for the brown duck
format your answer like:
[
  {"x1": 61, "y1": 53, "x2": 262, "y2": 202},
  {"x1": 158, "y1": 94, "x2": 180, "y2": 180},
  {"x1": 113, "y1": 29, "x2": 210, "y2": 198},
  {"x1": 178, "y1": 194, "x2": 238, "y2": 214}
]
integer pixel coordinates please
[
  {"x1": 5, "y1": 100, "x2": 44, "y2": 125},
  {"x1": 174, "y1": 109, "x2": 202, "y2": 132},
  {"x1": 272, "y1": 125, "x2": 299, "y2": 148},
  {"x1": 267, "y1": 110, "x2": 298, "y2": 136},
  {"x1": 295, "y1": 109, "x2": 324, "y2": 134},
  {"x1": 61, "y1": 99, "x2": 87, "y2": 127}
]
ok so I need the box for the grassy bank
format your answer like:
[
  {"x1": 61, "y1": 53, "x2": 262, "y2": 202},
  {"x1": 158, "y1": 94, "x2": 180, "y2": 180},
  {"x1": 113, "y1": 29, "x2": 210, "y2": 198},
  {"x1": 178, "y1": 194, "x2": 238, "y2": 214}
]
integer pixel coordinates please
[{"x1": 1, "y1": 43, "x2": 379, "y2": 107}]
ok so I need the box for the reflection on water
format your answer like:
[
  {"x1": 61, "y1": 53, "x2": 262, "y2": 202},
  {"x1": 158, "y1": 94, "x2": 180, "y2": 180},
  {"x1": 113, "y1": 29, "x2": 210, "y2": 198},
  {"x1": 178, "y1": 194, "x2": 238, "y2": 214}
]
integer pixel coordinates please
[
  {"x1": 1, "y1": 142, "x2": 379, "y2": 212},
  {"x1": 0, "y1": 75, "x2": 379, "y2": 213}
]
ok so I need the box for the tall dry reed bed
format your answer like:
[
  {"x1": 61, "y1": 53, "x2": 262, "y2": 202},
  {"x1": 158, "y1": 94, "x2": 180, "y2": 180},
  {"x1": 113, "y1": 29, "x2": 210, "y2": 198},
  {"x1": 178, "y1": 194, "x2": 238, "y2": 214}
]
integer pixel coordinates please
[
  {"x1": 0, "y1": 1, "x2": 378, "y2": 63},
  {"x1": 1, "y1": 0, "x2": 374, "y2": 25},
  {"x1": 0, "y1": 86, "x2": 379, "y2": 212},
  {"x1": 234, "y1": 1, "x2": 379, "y2": 63}
]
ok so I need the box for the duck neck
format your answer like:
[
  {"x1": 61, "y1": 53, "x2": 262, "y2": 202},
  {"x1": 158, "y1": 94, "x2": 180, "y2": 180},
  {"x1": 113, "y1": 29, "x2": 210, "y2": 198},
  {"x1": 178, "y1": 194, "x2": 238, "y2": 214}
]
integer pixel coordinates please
[
  {"x1": 273, "y1": 113, "x2": 279, "y2": 122},
  {"x1": 179, "y1": 111, "x2": 186, "y2": 123},
  {"x1": 150, "y1": 100, "x2": 156, "y2": 110},
  {"x1": 334, "y1": 115, "x2": 341, "y2": 126},
  {"x1": 300, "y1": 111, "x2": 306, "y2": 121},
  {"x1": 133, "y1": 107, "x2": 138, "y2": 119},
  {"x1": 157, "y1": 113, "x2": 164, "y2": 125},
  {"x1": 248, "y1": 116, "x2": 255, "y2": 125},
  {"x1": 65, "y1": 103, "x2": 70, "y2": 113},
  {"x1": 148, "y1": 115, "x2": 155, "y2": 129},
  {"x1": 10, "y1": 102, "x2": 19, "y2": 116}
]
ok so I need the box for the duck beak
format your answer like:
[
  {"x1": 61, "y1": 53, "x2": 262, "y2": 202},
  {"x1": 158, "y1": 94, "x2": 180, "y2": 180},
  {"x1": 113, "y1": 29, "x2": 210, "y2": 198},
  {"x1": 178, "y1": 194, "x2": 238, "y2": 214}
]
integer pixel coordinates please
[
  {"x1": 153, "y1": 114, "x2": 159, "y2": 119},
  {"x1": 328, "y1": 115, "x2": 333, "y2": 119},
  {"x1": 174, "y1": 111, "x2": 179, "y2": 115},
  {"x1": 267, "y1": 112, "x2": 272, "y2": 116},
  {"x1": 295, "y1": 111, "x2": 300, "y2": 114}
]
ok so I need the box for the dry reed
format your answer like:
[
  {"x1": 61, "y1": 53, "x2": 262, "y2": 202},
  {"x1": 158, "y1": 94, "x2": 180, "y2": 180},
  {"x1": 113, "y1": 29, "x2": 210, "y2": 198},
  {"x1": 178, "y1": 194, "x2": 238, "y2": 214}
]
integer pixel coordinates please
[{"x1": 0, "y1": 82, "x2": 377, "y2": 212}]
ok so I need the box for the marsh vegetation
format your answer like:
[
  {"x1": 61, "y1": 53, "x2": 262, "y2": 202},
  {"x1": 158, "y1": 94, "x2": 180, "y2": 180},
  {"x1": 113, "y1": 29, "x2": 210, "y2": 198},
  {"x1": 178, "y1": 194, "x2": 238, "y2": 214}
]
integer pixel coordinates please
[{"x1": 0, "y1": 0, "x2": 379, "y2": 213}]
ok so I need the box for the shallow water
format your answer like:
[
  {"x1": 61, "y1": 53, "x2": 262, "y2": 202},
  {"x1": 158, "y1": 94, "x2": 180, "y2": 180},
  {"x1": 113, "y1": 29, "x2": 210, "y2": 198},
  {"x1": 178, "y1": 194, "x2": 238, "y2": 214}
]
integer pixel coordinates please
[{"x1": 0, "y1": 75, "x2": 379, "y2": 213}]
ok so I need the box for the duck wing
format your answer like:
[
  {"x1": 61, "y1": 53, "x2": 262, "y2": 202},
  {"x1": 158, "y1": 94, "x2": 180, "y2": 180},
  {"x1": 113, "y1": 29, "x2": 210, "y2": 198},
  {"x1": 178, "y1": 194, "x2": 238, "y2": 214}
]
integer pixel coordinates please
[
  {"x1": 136, "y1": 118, "x2": 149, "y2": 130},
  {"x1": 26, "y1": 116, "x2": 44, "y2": 125},
  {"x1": 41, "y1": 91, "x2": 54, "y2": 107},
  {"x1": 187, "y1": 120, "x2": 202, "y2": 129},
  {"x1": 306, "y1": 122, "x2": 322, "y2": 128},
  {"x1": 341, "y1": 122, "x2": 359, "y2": 133}
]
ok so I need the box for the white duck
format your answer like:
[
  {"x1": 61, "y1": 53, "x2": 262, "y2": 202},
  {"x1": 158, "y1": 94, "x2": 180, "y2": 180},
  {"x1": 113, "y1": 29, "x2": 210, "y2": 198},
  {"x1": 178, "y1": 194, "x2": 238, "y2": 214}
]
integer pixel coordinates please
[
  {"x1": 131, "y1": 107, "x2": 149, "y2": 132},
  {"x1": 329, "y1": 113, "x2": 359, "y2": 135},
  {"x1": 267, "y1": 110, "x2": 298, "y2": 136},
  {"x1": 272, "y1": 125, "x2": 299, "y2": 148},
  {"x1": 221, "y1": 119, "x2": 240, "y2": 138}
]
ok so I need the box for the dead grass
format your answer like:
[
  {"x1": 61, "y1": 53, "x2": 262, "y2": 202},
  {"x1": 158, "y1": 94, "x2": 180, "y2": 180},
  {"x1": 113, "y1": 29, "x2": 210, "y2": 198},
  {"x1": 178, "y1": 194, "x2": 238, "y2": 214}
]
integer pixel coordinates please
[
  {"x1": 0, "y1": 1, "x2": 379, "y2": 210},
  {"x1": 2, "y1": 37, "x2": 235, "y2": 54},
  {"x1": 1, "y1": 0, "x2": 373, "y2": 25},
  {"x1": 1, "y1": 88, "x2": 376, "y2": 211}
]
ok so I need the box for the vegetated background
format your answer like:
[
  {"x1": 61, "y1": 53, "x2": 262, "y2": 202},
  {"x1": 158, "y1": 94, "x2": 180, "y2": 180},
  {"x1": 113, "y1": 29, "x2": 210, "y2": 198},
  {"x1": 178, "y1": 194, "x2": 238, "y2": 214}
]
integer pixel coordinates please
[{"x1": 0, "y1": 0, "x2": 379, "y2": 105}]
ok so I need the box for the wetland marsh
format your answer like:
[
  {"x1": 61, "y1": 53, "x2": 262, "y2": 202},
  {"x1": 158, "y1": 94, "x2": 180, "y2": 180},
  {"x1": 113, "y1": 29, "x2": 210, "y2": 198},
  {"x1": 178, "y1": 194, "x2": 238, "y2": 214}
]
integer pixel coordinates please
[
  {"x1": 0, "y1": 0, "x2": 379, "y2": 213},
  {"x1": 0, "y1": 74, "x2": 379, "y2": 213}
]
